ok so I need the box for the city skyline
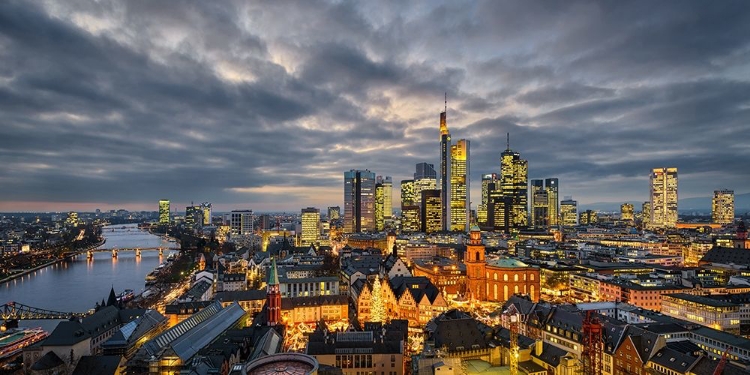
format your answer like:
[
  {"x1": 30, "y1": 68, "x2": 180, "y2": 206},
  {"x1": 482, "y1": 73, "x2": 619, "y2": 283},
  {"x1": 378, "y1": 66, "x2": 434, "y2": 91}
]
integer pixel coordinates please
[{"x1": 1, "y1": 1, "x2": 750, "y2": 212}]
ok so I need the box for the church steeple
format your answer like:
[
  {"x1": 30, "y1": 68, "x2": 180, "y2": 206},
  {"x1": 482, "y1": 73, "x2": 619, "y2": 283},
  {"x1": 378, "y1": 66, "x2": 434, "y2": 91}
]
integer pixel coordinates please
[{"x1": 266, "y1": 257, "x2": 281, "y2": 326}]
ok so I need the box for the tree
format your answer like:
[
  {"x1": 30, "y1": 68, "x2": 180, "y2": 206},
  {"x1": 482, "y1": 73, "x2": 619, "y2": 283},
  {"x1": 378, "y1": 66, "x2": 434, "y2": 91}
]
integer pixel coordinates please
[{"x1": 371, "y1": 275, "x2": 385, "y2": 323}]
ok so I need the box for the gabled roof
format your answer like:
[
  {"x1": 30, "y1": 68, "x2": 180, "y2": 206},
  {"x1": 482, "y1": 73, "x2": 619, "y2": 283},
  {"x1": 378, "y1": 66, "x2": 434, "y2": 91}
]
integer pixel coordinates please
[
  {"x1": 535, "y1": 342, "x2": 569, "y2": 367},
  {"x1": 389, "y1": 276, "x2": 441, "y2": 304},
  {"x1": 648, "y1": 347, "x2": 700, "y2": 373},
  {"x1": 72, "y1": 355, "x2": 122, "y2": 375}
]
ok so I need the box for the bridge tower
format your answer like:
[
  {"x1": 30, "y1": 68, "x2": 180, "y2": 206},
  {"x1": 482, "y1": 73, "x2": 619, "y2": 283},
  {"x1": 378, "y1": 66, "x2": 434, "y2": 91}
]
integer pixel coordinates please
[
  {"x1": 136, "y1": 248, "x2": 141, "y2": 257},
  {"x1": 112, "y1": 249, "x2": 117, "y2": 258},
  {"x1": 87, "y1": 250, "x2": 93, "y2": 260},
  {"x1": 159, "y1": 248, "x2": 163, "y2": 256}
]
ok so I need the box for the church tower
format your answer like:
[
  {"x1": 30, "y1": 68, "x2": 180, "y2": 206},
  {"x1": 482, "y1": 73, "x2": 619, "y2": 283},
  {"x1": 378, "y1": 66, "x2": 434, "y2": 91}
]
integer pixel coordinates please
[
  {"x1": 464, "y1": 225, "x2": 486, "y2": 301},
  {"x1": 266, "y1": 257, "x2": 282, "y2": 326}
]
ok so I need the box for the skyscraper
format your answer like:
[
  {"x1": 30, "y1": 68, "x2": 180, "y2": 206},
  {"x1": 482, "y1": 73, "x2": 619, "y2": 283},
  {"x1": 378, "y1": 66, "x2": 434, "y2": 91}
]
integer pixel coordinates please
[
  {"x1": 712, "y1": 189, "x2": 734, "y2": 225},
  {"x1": 301, "y1": 207, "x2": 320, "y2": 246},
  {"x1": 401, "y1": 206, "x2": 420, "y2": 233},
  {"x1": 499, "y1": 135, "x2": 528, "y2": 229},
  {"x1": 185, "y1": 204, "x2": 202, "y2": 229},
  {"x1": 158, "y1": 199, "x2": 170, "y2": 225},
  {"x1": 439, "y1": 102, "x2": 451, "y2": 231},
  {"x1": 381, "y1": 176, "x2": 393, "y2": 219},
  {"x1": 327, "y1": 206, "x2": 341, "y2": 221},
  {"x1": 344, "y1": 169, "x2": 376, "y2": 233},
  {"x1": 400, "y1": 180, "x2": 415, "y2": 207},
  {"x1": 642, "y1": 201, "x2": 651, "y2": 227},
  {"x1": 545, "y1": 178, "x2": 559, "y2": 226},
  {"x1": 421, "y1": 189, "x2": 442, "y2": 233},
  {"x1": 649, "y1": 167, "x2": 678, "y2": 228},
  {"x1": 530, "y1": 179, "x2": 548, "y2": 227},
  {"x1": 478, "y1": 173, "x2": 497, "y2": 227},
  {"x1": 375, "y1": 182, "x2": 385, "y2": 231},
  {"x1": 450, "y1": 139, "x2": 470, "y2": 231},
  {"x1": 414, "y1": 163, "x2": 437, "y2": 207},
  {"x1": 200, "y1": 202, "x2": 212, "y2": 226},
  {"x1": 560, "y1": 198, "x2": 578, "y2": 227},
  {"x1": 621, "y1": 203, "x2": 634, "y2": 222},
  {"x1": 230, "y1": 210, "x2": 253, "y2": 235}
]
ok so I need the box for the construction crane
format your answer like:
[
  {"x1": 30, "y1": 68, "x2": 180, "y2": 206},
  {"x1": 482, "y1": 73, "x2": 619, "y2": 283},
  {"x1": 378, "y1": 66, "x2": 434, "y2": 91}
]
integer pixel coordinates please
[
  {"x1": 502, "y1": 305, "x2": 520, "y2": 375},
  {"x1": 713, "y1": 347, "x2": 731, "y2": 375},
  {"x1": 582, "y1": 310, "x2": 603, "y2": 375}
]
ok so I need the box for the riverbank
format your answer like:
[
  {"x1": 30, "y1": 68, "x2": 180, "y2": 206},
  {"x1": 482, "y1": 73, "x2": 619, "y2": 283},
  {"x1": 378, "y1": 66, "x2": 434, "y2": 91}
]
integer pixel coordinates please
[{"x1": 0, "y1": 239, "x2": 105, "y2": 285}]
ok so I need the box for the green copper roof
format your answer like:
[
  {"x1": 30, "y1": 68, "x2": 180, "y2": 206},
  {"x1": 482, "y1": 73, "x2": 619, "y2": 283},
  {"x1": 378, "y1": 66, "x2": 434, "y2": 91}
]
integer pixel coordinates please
[
  {"x1": 470, "y1": 224, "x2": 481, "y2": 232},
  {"x1": 268, "y1": 257, "x2": 280, "y2": 285},
  {"x1": 487, "y1": 257, "x2": 529, "y2": 268}
]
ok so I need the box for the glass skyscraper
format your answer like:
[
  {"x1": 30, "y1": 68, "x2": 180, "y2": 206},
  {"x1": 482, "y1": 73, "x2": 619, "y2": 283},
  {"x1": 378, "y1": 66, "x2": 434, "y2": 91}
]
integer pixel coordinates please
[{"x1": 344, "y1": 169, "x2": 376, "y2": 233}]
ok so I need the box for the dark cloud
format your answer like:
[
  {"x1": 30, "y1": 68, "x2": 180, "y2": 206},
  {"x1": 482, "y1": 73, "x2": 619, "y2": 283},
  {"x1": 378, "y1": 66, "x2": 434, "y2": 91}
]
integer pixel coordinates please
[{"x1": 0, "y1": 0, "x2": 748, "y2": 211}]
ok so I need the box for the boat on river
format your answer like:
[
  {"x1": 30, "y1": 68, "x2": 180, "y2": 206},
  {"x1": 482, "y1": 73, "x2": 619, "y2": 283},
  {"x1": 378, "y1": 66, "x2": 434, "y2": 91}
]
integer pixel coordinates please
[{"x1": 0, "y1": 328, "x2": 47, "y2": 360}]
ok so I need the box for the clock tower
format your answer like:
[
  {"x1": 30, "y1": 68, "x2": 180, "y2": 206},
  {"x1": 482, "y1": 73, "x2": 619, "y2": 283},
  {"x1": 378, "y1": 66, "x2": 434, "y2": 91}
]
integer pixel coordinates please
[{"x1": 464, "y1": 225, "x2": 486, "y2": 301}]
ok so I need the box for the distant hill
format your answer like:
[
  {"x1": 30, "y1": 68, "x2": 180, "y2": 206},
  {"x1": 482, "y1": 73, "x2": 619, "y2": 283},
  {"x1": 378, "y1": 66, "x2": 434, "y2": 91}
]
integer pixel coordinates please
[{"x1": 579, "y1": 193, "x2": 750, "y2": 214}]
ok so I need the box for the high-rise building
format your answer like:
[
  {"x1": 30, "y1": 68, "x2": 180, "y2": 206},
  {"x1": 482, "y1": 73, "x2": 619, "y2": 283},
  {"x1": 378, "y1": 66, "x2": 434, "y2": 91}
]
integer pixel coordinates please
[
  {"x1": 327, "y1": 206, "x2": 341, "y2": 221},
  {"x1": 421, "y1": 189, "x2": 442, "y2": 233},
  {"x1": 439, "y1": 105, "x2": 451, "y2": 231},
  {"x1": 259, "y1": 214, "x2": 272, "y2": 231},
  {"x1": 488, "y1": 189, "x2": 512, "y2": 231},
  {"x1": 649, "y1": 167, "x2": 678, "y2": 228},
  {"x1": 545, "y1": 178, "x2": 559, "y2": 226},
  {"x1": 580, "y1": 210, "x2": 598, "y2": 225},
  {"x1": 530, "y1": 179, "x2": 548, "y2": 228},
  {"x1": 230, "y1": 210, "x2": 253, "y2": 236},
  {"x1": 450, "y1": 139, "x2": 470, "y2": 232},
  {"x1": 401, "y1": 206, "x2": 420, "y2": 233},
  {"x1": 158, "y1": 199, "x2": 170, "y2": 225},
  {"x1": 185, "y1": 205, "x2": 202, "y2": 229},
  {"x1": 621, "y1": 203, "x2": 635, "y2": 222},
  {"x1": 642, "y1": 201, "x2": 651, "y2": 227},
  {"x1": 497, "y1": 135, "x2": 528, "y2": 230},
  {"x1": 560, "y1": 198, "x2": 578, "y2": 227},
  {"x1": 375, "y1": 182, "x2": 385, "y2": 231},
  {"x1": 344, "y1": 169, "x2": 376, "y2": 233},
  {"x1": 400, "y1": 180, "x2": 415, "y2": 207},
  {"x1": 200, "y1": 202, "x2": 212, "y2": 226},
  {"x1": 381, "y1": 176, "x2": 393, "y2": 219},
  {"x1": 478, "y1": 173, "x2": 497, "y2": 226},
  {"x1": 713, "y1": 189, "x2": 735, "y2": 225},
  {"x1": 301, "y1": 207, "x2": 320, "y2": 247},
  {"x1": 415, "y1": 162, "x2": 437, "y2": 180}
]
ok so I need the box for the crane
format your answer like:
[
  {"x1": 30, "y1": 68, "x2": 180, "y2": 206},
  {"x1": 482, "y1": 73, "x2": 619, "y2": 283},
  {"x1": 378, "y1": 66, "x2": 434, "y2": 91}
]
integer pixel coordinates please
[
  {"x1": 713, "y1": 347, "x2": 731, "y2": 375},
  {"x1": 503, "y1": 305, "x2": 520, "y2": 375},
  {"x1": 582, "y1": 310, "x2": 603, "y2": 375}
]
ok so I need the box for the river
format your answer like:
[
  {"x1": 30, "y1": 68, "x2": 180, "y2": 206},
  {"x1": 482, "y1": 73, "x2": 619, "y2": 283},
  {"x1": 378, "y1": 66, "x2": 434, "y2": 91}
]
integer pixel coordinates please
[{"x1": 0, "y1": 224, "x2": 177, "y2": 332}]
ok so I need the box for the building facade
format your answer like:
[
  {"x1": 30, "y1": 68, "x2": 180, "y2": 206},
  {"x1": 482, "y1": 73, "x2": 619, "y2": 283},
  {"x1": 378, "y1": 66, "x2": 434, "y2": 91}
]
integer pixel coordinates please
[
  {"x1": 159, "y1": 199, "x2": 170, "y2": 225},
  {"x1": 344, "y1": 169, "x2": 376, "y2": 233},
  {"x1": 450, "y1": 139, "x2": 470, "y2": 232},
  {"x1": 649, "y1": 167, "x2": 678, "y2": 229},
  {"x1": 300, "y1": 207, "x2": 320, "y2": 247},
  {"x1": 421, "y1": 190, "x2": 442, "y2": 234},
  {"x1": 712, "y1": 189, "x2": 734, "y2": 225},
  {"x1": 478, "y1": 173, "x2": 498, "y2": 226},
  {"x1": 440, "y1": 108, "x2": 451, "y2": 231},
  {"x1": 560, "y1": 199, "x2": 578, "y2": 227},
  {"x1": 230, "y1": 210, "x2": 253, "y2": 236}
]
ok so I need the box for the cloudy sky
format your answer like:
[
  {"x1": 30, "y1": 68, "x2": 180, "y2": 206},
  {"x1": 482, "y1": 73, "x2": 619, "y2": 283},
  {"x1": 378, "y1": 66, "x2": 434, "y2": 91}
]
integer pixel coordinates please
[{"x1": 1, "y1": 0, "x2": 749, "y2": 213}]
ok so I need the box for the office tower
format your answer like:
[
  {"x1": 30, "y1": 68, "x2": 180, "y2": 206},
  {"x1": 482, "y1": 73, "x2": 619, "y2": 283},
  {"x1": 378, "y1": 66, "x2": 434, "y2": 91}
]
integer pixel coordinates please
[
  {"x1": 439, "y1": 102, "x2": 451, "y2": 231},
  {"x1": 488, "y1": 189, "x2": 512, "y2": 231},
  {"x1": 343, "y1": 169, "x2": 376, "y2": 233},
  {"x1": 375, "y1": 182, "x2": 385, "y2": 231},
  {"x1": 421, "y1": 189, "x2": 442, "y2": 233},
  {"x1": 450, "y1": 139, "x2": 470, "y2": 231},
  {"x1": 185, "y1": 204, "x2": 202, "y2": 229},
  {"x1": 649, "y1": 167, "x2": 678, "y2": 228},
  {"x1": 621, "y1": 203, "x2": 634, "y2": 222},
  {"x1": 259, "y1": 214, "x2": 272, "y2": 231},
  {"x1": 158, "y1": 199, "x2": 170, "y2": 225},
  {"x1": 400, "y1": 180, "x2": 415, "y2": 206},
  {"x1": 642, "y1": 202, "x2": 651, "y2": 227},
  {"x1": 301, "y1": 207, "x2": 320, "y2": 246},
  {"x1": 401, "y1": 206, "x2": 420, "y2": 232},
  {"x1": 478, "y1": 173, "x2": 498, "y2": 226},
  {"x1": 712, "y1": 189, "x2": 734, "y2": 225},
  {"x1": 499, "y1": 135, "x2": 528, "y2": 228},
  {"x1": 414, "y1": 163, "x2": 437, "y2": 207},
  {"x1": 200, "y1": 202, "x2": 212, "y2": 226},
  {"x1": 230, "y1": 210, "x2": 253, "y2": 235},
  {"x1": 530, "y1": 179, "x2": 548, "y2": 227},
  {"x1": 381, "y1": 176, "x2": 393, "y2": 219},
  {"x1": 545, "y1": 178, "x2": 559, "y2": 226},
  {"x1": 328, "y1": 206, "x2": 341, "y2": 221},
  {"x1": 66, "y1": 212, "x2": 79, "y2": 227},
  {"x1": 580, "y1": 210, "x2": 597, "y2": 225},
  {"x1": 560, "y1": 198, "x2": 578, "y2": 227}
]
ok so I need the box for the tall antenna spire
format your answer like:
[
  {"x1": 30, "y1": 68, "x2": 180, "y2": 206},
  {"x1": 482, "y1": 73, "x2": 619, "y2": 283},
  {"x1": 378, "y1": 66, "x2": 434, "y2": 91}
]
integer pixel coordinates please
[
  {"x1": 507, "y1": 133, "x2": 510, "y2": 150},
  {"x1": 444, "y1": 92, "x2": 447, "y2": 113}
]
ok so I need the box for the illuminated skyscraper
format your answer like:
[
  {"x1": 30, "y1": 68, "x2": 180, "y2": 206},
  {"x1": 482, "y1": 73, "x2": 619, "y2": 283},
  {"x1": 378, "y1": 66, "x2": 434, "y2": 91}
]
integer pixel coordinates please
[
  {"x1": 545, "y1": 178, "x2": 559, "y2": 226},
  {"x1": 621, "y1": 203, "x2": 634, "y2": 222},
  {"x1": 439, "y1": 102, "x2": 451, "y2": 231},
  {"x1": 560, "y1": 198, "x2": 578, "y2": 227},
  {"x1": 478, "y1": 173, "x2": 497, "y2": 226},
  {"x1": 375, "y1": 182, "x2": 385, "y2": 231},
  {"x1": 185, "y1": 204, "x2": 202, "y2": 229},
  {"x1": 200, "y1": 202, "x2": 212, "y2": 226},
  {"x1": 381, "y1": 176, "x2": 393, "y2": 219},
  {"x1": 401, "y1": 206, "x2": 420, "y2": 233},
  {"x1": 344, "y1": 169, "x2": 376, "y2": 233},
  {"x1": 642, "y1": 201, "x2": 651, "y2": 227},
  {"x1": 421, "y1": 189, "x2": 442, "y2": 233},
  {"x1": 301, "y1": 207, "x2": 320, "y2": 246},
  {"x1": 649, "y1": 167, "x2": 678, "y2": 228},
  {"x1": 530, "y1": 179, "x2": 548, "y2": 227},
  {"x1": 450, "y1": 139, "x2": 470, "y2": 231},
  {"x1": 159, "y1": 199, "x2": 170, "y2": 225},
  {"x1": 230, "y1": 210, "x2": 253, "y2": 235},
  {"x1": 400, "y1": 180, "x2": 415, "y2": 207},
  {"x1": 580, "y1": 210, "x2": 598, "y2": 225},
  {"x1": 413, "y1": 163, "x2": 437, "y2": 208},
  {"x1": 712, "y1": 189, "x2": 734, "y2": 225},
  {"x1": 499, "y1": 135, "x2": 528, "y2": 229}
]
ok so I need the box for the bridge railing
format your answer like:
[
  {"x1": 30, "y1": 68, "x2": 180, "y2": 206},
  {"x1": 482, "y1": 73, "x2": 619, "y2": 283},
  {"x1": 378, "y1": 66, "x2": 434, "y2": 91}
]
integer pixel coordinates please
[{"x1": 1, "y1": 301, "x2": 88, "y2": 320}]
